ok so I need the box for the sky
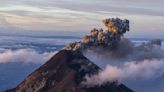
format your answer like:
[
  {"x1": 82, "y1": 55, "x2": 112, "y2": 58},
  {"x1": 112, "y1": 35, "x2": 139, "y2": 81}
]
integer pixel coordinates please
[{"x1": 0, "y1": 0, "x2": 164, "y2": 38}]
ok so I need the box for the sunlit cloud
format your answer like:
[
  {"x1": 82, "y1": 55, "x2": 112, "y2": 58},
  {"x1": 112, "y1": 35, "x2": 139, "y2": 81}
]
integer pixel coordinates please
[
  {"x1": 0, "y1": 5, "x2": 102, "y2": 31},
  {"x1": 0, "y1": 0, "x2": 163, "y2": 38}
]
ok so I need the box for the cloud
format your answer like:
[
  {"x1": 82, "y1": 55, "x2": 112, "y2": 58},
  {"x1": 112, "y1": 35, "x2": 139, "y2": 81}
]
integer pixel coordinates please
[
  {"x1": 0, "y1": 0, "x2": 164, "y2": 37},
  {"x1": 1, "y1": 0, "x2": 164, "y2": 17},
  {"x1": 82, "y1": 38, "x2": 164, "y2": 86},
  {"x1": 0, "y1": 49, "x2": 56, "y2": 64},
  {"x1": 0, "y1": 4, "x2": 101, "y2": 31},
  {"x1": 0, "y1": 16, "x2": 8, "y2": 27},
  {"x1": 83, "y1": 59, "x2": 164, "y2": 86}
]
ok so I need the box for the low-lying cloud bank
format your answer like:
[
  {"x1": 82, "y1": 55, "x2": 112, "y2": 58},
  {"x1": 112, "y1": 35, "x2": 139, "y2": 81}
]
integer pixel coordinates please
[
  {"x1": 83, "y1": 59, "x2": 164, "y2": 86},
  {"x1": 0, "y1": 49, "x2": 56, "y2": 64}
]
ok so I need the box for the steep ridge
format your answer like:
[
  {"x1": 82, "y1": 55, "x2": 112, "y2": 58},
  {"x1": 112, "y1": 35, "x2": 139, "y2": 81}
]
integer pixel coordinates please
[{"x1": 7, "y1": 50, "x2": 133, "y2": 92}]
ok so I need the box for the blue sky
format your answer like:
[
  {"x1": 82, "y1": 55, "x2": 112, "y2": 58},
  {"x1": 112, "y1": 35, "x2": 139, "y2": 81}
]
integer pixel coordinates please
[{"x1": 0, "y1": 0, "x2": 164, "y2": 38}]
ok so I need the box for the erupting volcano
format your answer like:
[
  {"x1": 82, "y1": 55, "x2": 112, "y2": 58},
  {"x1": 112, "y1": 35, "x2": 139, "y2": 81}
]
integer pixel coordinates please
[{"x1": 7, "y1": 18, "x2": 162, "y2": 92}]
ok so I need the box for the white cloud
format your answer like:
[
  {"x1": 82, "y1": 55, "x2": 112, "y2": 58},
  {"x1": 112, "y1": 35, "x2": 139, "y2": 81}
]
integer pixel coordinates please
[
  {"x1": 0, "y1": 0, "x2": 164, "y2": 37},
  {"x1": 0, "y1": 49, "x2": 56, "y2": 64},
  {"x1": 83, "y1": 59, "x2": 164, "y2": 86}
]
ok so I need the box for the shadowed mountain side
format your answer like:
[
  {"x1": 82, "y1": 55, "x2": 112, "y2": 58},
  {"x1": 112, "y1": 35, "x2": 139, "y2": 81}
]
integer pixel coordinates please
[{"x1": 6, "y1": 50, "x2": 133, "y2": 92}]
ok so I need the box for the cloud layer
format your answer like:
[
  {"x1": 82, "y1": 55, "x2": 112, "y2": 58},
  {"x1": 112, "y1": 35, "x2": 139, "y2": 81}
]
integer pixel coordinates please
[
  {"x1": 0, "y1": 0, "x2": 164, "y2": 38},
  {"x1": 0, "y1": 49, "x2": 56, "y2": 64},
  {"x1": 84, "y1": 59, "x2": 164, "y2": 86}
]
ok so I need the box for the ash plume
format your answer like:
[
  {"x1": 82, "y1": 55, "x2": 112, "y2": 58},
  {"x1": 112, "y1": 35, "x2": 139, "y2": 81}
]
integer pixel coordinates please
[
  {"x1": 64, "y1": 18, "x2": 130, "y2": 51},
  {"x1": 63, "y1": 18, "x2": 163, "y2": 87}
]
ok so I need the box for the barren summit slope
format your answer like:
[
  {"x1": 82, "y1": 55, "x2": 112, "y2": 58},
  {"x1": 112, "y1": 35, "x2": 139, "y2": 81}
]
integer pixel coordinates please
[{"x1": 7, "y1": 50, "x2": 133, "y2": 92}]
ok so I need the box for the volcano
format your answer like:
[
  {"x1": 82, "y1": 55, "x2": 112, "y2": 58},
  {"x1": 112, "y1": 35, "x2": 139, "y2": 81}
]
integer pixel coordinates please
[
  {"x1": 7, "y1": 50, "x2": 133, "y2": 92},
  {"x1": 6, "y1": 18, "x2": 134, "y2": 92}
]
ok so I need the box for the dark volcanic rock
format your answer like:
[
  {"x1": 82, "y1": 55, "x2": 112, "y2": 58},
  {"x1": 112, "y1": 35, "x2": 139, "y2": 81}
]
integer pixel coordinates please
[{"x1": 7, "y1": 50, "x2": 134, "y2": 92}]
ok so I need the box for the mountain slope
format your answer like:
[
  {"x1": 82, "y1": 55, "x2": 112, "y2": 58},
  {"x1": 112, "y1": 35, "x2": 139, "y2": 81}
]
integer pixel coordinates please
[{"x1": 7, "y1": 50, "x2": 133, "y2": 92}]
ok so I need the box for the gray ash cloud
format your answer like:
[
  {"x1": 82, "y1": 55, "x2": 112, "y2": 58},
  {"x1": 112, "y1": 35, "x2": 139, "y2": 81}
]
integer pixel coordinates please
[
  {"x1": 64, "y1": 18, "x2": 163, "y2": 87},
  {"x1": 64, "y1": 18, "x2": 130, "y2": 51}
]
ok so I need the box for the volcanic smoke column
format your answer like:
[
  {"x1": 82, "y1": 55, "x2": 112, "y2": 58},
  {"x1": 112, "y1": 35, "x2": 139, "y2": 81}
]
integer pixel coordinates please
[
  {"x1": 64, "y1": 18, "x2": 130, "y2": 51},
  {"x1": 82, "y1": 18, "x2": 129, "y2": 48}
]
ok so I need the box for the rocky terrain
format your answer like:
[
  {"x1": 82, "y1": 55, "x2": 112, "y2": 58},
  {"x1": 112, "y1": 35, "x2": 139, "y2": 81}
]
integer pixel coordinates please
[
  {"x1": 6, "y1": 50, "x2": 133, "y2": 92},
  {"x1": 6, "y1": 18, "x2": 135, "y2": 92}
]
